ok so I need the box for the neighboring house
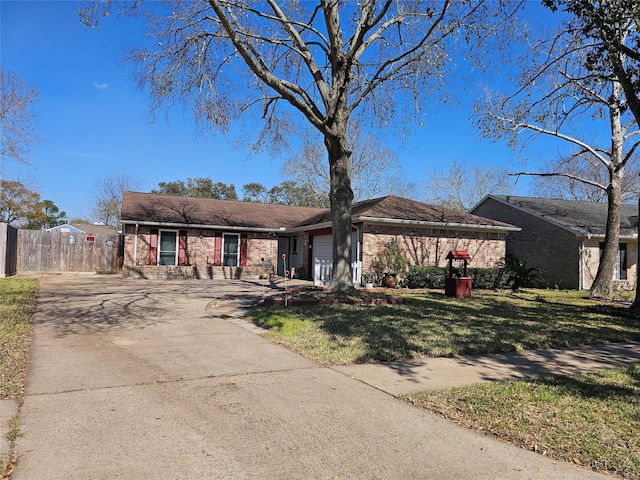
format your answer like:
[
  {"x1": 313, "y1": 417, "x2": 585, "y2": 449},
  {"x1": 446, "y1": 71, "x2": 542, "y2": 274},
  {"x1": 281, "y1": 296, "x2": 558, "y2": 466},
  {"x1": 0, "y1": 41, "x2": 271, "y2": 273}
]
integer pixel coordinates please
[
  {"x1": 471, "y1": 195, "x2": 639, "y2": 290},
  {"x1": 120, "y1": 191, "x2": 519, "y2": 282},
  {"x1": 48, "y1": 223, "x2": 119, "y2": 235}
]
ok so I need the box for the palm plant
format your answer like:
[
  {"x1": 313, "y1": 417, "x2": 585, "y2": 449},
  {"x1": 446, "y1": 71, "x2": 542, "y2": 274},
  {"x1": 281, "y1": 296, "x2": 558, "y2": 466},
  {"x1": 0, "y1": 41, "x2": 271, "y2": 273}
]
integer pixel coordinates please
[{"x1": 501, "y1": 255, "x2": 545, "y2": 292}]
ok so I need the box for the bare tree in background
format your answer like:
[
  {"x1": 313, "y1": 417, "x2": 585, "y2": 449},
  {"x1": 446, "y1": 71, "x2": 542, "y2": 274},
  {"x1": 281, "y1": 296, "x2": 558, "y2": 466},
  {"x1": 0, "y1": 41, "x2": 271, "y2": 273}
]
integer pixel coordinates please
[
  {"x1": 0, "y1": 68, "x2": 41, "y2": 164},
  {"x1": 477, "y1": 10, "x2": 640, "y2": 298},
  {"x1": 532, "y1": 154, "x2": 640, "y2": 203},
  {"x1": 423, "y1": 159, "x2": 514, "y2": 212},
  {"x1": 92, "y1": 172, "x2": 141, "y2": 227},
  {"x1": 83, "y1": 0, "x2": 518, "y2": 291},
  {"x1": 281, "y1": 123, "x2": 413, "y2": 206}
]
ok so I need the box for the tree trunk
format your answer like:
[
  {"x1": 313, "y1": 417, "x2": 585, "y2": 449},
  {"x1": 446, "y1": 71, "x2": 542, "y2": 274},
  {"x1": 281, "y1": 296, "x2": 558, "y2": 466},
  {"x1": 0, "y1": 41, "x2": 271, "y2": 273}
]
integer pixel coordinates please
[
  {"x1": 326, "y1": 134, "x2": 355, "y2": 292},
  {"x1": 590, "y1": 184, "x2": 621, "y2": 297}
]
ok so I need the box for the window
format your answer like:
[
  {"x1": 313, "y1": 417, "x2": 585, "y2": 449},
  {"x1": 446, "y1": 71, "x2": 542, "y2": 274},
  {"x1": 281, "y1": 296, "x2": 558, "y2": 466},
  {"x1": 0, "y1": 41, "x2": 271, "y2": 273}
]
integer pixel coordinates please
[
  {"x1": 159, "y1": 230, "x2": 178, "y2": 266},
  {"x1": 599, "y1": 242, "x2": 627, "y2": 280},
  {"x1": 223, "y1": 234, "x2": 239, "y2": 266},
  {"x1": 292, "y1": 236, "x2": 299, "y2": 254}
]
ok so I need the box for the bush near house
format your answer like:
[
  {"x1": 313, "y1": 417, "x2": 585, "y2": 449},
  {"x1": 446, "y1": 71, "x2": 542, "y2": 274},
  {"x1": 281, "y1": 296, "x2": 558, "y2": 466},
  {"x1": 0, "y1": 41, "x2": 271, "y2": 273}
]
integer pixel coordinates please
[{"x1": 403, "y1": 265, "x2": 510, "y2": 289}]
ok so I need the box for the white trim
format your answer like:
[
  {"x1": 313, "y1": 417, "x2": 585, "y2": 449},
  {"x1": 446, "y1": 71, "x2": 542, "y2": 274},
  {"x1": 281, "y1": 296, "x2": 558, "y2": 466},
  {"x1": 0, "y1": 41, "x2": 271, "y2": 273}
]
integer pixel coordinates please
[{"x1": 353, "y1": 216, "x2": 520, "y2": 233}]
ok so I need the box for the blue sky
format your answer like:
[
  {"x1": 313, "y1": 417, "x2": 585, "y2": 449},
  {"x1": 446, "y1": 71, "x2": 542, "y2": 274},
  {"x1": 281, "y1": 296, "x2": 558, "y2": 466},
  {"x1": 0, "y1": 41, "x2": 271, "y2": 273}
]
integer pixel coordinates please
[{"x1": 2, "y1": 1, "x2": 569, "y2": 220}]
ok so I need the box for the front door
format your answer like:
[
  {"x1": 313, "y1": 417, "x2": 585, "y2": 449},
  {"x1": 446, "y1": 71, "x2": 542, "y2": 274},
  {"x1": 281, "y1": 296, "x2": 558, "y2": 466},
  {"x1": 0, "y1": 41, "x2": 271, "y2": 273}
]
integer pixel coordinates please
[{"x1": 277, "y1": 236, "x2": 290, "y2": 276}]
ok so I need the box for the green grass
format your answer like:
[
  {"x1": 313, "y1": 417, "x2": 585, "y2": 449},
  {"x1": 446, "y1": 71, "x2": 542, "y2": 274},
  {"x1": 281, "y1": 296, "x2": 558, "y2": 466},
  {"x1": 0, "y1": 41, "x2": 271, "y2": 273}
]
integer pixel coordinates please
[
  {"x1": 250, "y1": 289, "x2": 640, "y2": 365},
  {"x1": 0, "y1": 278, "x2": 38, "y2": 399},
  {"x1": 404, "y1": 365, "x2": 640, "y2": 480}
]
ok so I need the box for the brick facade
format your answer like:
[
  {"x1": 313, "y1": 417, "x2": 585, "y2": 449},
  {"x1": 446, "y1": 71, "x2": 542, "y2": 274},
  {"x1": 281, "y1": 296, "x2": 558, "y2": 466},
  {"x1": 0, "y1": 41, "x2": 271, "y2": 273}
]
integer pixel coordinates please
[
  {"x1": 472, "y1": 197, "x2": 639, "y2": 290},
  {"x1": 359, "y1": 223, "x2": 506, "y2": 272},
  {"x1": 122, "y1": 225, "x2": 280, "y2": 280}
]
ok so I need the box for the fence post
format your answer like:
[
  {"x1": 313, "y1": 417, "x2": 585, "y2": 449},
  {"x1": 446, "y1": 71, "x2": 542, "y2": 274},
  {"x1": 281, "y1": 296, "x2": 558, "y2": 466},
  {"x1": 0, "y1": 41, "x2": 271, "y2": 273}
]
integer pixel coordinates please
[{"x1": 0, "y1": 223, "x2": 18, "y2": 278}]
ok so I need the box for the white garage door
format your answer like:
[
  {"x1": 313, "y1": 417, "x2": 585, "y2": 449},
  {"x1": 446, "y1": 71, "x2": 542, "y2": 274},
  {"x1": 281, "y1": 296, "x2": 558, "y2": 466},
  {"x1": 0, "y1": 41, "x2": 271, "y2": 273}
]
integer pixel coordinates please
[
  {"x1": 312, "y1": 235, "x2": 333, "y2": 285},
  {"x1": 312, "y1": 235, "x2": 333, "y2": 263},
  {"x1": 312, "y1": 233, "x2": 361, "y2": 285}
]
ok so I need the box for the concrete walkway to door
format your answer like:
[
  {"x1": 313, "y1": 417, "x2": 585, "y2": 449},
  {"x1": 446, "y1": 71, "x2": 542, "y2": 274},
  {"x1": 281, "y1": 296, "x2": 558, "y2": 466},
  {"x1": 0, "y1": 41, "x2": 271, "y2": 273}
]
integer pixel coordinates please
[{"x1": 11, "y1": 275, "x2": 610, "y2": 479}]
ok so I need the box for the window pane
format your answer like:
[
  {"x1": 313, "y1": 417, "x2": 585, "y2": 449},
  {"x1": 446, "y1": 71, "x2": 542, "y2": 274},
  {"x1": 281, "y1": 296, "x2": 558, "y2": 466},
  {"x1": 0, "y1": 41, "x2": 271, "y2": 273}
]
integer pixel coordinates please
[
  {"x1": 159, "y1": 231, "x2": 177, "y2": 266},
  {"x1": 223, "y1": 235, "x2": 239, "y2": 267}
]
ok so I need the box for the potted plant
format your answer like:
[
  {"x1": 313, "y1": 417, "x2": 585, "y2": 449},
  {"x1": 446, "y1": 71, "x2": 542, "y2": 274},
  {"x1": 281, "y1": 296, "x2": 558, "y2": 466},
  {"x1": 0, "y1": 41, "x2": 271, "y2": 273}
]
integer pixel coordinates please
[{"x1": 362, "y1": 272, "x2": 375, "y2": 289}]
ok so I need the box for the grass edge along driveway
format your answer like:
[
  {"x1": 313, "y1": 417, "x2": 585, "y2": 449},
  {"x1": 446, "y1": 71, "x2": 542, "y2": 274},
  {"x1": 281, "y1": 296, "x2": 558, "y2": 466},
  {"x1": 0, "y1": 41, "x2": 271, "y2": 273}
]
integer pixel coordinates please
[
  {"x1": 0, "y1": 277, "x2": 39, "y2": 478},
  {"x1": 250, "y1": 288, "x2": 640, "y2": 479}
]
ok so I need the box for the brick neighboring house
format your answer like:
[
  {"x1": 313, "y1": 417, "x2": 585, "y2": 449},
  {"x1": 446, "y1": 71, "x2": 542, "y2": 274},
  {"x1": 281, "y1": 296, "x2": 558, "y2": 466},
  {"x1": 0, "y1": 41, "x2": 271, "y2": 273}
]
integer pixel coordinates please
[
  {"x1": 471, "y1": 195, "x2": 639, "y2": 290},
  {"x1": 120, "y1": 191, "x2": 518, "y2": 281}
]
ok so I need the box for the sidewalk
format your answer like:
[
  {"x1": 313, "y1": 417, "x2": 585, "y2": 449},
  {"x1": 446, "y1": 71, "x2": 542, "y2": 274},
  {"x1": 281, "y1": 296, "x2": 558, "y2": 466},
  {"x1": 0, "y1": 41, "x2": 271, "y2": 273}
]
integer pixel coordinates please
[{"x1": 334, "y1": 342, "x2": 640, "y2": 396}]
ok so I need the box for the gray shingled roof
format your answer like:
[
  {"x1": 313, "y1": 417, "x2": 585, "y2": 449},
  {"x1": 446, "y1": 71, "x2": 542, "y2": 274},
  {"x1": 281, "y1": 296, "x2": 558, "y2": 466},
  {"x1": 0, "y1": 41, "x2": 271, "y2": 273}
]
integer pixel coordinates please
[{"x1": 488, "y1": 195, "x2": 639, "y2": 237}]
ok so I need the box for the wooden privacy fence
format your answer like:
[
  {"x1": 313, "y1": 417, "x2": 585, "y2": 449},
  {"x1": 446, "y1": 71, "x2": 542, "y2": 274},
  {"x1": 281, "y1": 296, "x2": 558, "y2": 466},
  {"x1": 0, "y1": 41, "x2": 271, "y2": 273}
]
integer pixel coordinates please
[{"x1": 16, "y1": 230, "x2": 122, "y2": 274}]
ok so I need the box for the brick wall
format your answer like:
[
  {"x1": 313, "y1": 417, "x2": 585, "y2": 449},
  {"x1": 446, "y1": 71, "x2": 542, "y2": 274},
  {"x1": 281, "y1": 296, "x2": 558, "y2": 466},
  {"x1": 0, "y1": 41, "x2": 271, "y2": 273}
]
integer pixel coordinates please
[
  {"x1": 582, "y1": 239, "x2": 638, "y2": 290},
  {"x1": 122, "y1": 225, "x2": 279, "y2": 280},
  {"x1": 360, "y1": 224, "x2": 506, "y2": 272},
  {"x1": 473, "y1": 200, "x2": 580, "y2": 289}
]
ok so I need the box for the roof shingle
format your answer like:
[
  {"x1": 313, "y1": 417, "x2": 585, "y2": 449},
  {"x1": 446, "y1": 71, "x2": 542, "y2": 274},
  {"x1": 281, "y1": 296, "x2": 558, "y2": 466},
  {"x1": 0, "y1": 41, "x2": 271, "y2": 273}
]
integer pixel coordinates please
[
  {"x1": 121, "y1": 192, "x2": 516, "y2": 231},
  {"x1": 487, "y1": 195, "x2": 639, "y2": 237}
]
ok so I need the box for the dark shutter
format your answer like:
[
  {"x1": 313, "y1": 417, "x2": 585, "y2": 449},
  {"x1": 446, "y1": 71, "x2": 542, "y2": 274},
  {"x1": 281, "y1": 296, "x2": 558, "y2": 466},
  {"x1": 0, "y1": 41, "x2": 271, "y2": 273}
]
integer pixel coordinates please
[
  {"x1": 178, "y1": 230, "x2": 188, "y2": 265},
  {"x1": 214, "y1": 232, "x2": 222, "y2": 266},
  {"x1": 149, "y1": 228, "x2": 158, "y2": 266},
  {"x1": 240, "y1": 234, "x2": 248, "y2": 267}
]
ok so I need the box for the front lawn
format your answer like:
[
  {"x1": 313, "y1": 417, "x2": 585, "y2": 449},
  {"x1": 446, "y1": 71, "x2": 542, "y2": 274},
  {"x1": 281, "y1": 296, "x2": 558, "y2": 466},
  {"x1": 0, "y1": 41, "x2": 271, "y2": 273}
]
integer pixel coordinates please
[
  {"x1": 405, "y1": 365, "x2": 640, "y2": 480},
  {"x1": 251, "y1": 287, "x2": 640, "y2": 479},
  {"x1": 250, "y1": 289, "x2": 640, "y2": 365}
]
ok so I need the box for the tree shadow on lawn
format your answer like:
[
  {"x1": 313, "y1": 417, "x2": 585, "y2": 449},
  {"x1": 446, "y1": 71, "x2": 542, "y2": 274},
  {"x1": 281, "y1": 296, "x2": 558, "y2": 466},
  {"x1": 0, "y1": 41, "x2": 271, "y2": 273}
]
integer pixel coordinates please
[
  {"x1": 295, "y1": 290, "x2": 640, "y2": 365},
  {"x1": 531, "y1": 364, "x2": 640, "y2": 401}
]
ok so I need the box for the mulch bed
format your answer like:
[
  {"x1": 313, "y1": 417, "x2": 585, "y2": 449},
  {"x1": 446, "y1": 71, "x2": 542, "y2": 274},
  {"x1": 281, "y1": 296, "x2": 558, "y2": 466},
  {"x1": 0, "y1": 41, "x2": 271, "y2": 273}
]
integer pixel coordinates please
[{"x1": 257, "y1": 286, "x2": 411, "y2": 306}]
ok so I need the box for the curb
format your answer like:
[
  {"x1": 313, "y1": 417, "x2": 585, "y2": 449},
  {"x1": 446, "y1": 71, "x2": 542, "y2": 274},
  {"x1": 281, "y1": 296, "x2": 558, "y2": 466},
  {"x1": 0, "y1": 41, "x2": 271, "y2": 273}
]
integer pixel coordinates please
[{"x1": 0, "y1": 398, "x2": 20, "y2": 470}]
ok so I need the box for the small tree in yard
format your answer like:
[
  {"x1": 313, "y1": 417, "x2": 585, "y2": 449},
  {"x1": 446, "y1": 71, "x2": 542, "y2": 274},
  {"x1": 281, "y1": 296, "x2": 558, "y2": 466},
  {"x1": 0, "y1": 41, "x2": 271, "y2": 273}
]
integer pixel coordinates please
[
  {"x1": 371, "y1": 239, "x2": 408, "y2": 286},
  {"x1": 83, "y1": 1, "x2": 519, "y2": 291}
]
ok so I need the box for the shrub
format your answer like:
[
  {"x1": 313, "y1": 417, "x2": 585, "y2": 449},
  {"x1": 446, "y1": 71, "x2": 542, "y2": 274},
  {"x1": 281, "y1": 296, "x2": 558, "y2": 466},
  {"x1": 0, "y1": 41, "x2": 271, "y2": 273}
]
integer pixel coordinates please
[
  {"x1": 469, "y1": 267, "x2": 510, "y2": 289},
  {"x1": 403, "y1": 266, "x2": 447, "y2": 289},
  {"x1": 501, "y1": 254, "x2": 546, "y2": 291},
  {"x1": 403, "y1": 266, "x2": 510, "y2": 290}
]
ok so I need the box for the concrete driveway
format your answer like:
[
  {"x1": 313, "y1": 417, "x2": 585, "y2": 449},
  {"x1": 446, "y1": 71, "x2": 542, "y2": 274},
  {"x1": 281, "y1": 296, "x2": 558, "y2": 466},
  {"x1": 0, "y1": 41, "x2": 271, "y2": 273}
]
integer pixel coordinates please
[{"x1": 13, "y1": 275, "x2": 607, "y2": 479}]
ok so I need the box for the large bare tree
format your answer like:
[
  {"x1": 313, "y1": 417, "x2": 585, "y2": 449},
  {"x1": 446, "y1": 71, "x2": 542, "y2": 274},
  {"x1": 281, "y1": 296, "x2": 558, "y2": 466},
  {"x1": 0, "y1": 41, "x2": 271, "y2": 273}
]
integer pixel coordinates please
[
  {"x1": 477, "y1": 12, "x2": 640, "y2": 298},
  {"x1": 0, "y1": 68, "x2": 40, "y2": 164},
  {"x1": 84, "y1": 0, "x2": 517, "y2": 290},
  {"x1": 531, "y1": 154, "x2": 640, "y2": 203}
]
